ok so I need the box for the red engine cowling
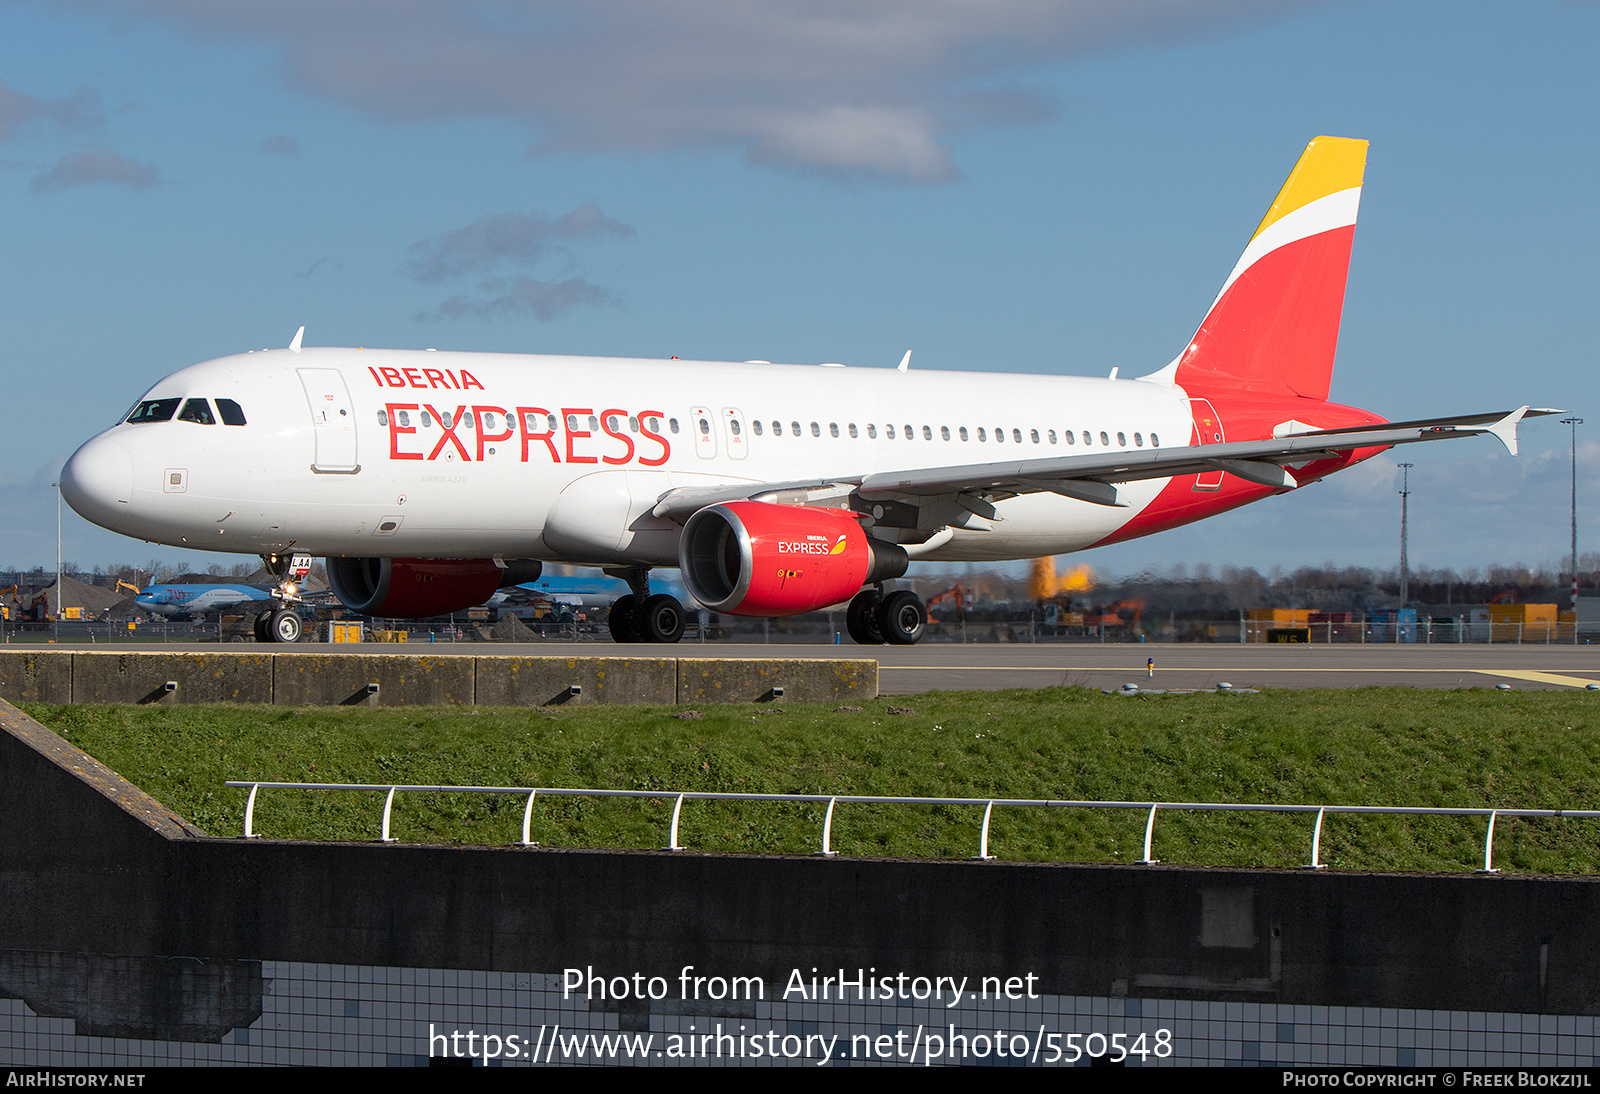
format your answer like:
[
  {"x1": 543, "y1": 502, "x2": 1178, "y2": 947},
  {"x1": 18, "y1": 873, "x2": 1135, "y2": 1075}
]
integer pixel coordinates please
[
  {"x1": 679, "y1": 502, "x2": 907, "y2": 616},
  {"x1": 326, "y1": 557, "x2": 520, "y2": 618}
]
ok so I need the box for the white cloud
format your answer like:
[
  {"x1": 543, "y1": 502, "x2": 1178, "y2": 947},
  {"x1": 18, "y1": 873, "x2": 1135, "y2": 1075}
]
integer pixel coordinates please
[
  {"x1": 57, "y1": 1, "x2": 1326, "y2": 180},
  {"x1": 28, "y1": 148, "x2": 162, "y2": 192},
  {"x1": 405, "y1": 203, "x2": 632, "y2": 320},
  {"x1": 0, "y1": 77, "x2": 103, "y2": 143},
  {"x1": 403, "y1": 204, "x2": 633, "y2": 284}
]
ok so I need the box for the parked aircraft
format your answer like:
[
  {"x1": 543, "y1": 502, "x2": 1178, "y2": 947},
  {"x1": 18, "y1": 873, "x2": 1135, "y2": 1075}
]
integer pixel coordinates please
[{"x1": 60, "y1": 137, "x2": 1551, "y2": 645}]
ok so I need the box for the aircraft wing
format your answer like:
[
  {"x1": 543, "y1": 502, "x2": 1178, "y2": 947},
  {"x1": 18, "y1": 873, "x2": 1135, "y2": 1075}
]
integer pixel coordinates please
[{"x1": 650, "y1": 407, "x2": 1556, "y2": 519}]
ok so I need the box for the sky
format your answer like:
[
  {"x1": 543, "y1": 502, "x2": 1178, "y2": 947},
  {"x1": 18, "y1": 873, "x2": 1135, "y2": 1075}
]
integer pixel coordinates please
[{"x1": 0, "y1": 0, "x2": 1596, "y2": 580}]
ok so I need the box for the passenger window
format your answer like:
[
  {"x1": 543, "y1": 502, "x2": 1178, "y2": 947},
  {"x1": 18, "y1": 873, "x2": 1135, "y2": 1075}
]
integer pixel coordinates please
[
  {"x1": 217, "y1": 398, "x2": 247, "y2": 426},
  {"x1": 959, "y1": 427, "x2": 968, "y2": 441},
  {"x1": 669, "y1": 418, "x2": 680, "y2": 433},
  {"x1": 699, "y1": 419, "x2": 711, "y2": 435},
  {"x1": 829, "y1": 423, "x2": 839, "y2": 438},
  {"x1": 177, "y1": 398, "x2": 216, "y2": 425},
  {"x1": 904, "y1": 424, "x2": 913, "y2": 440},
  {"x1": 1151, "y1": 432, "x2": 1160, "y2": 447},
  {"x1": 791, "y1": 421, "x2": 801, "y2": 436},
  {"x1": 1134, "y1": 432, "x2": 1143, "y2": 447},
  {"x1": 1100, "y1": 431, "x2": 1110, "y2": 445},
  {"x1": 848, "y1": 423, "x2": 858, "y2": 438},
  {"x1": 752, "y1": 420, "x2": 763, "y2": 436},
  {"x1": 1030, "y1": 429, "x2": 1039, "y2": 444},
  {"x1": 550, "y1": 414, "x2": 560, "y2": 430},
  {"x1": 1065, "y1": 430, "x2": 1075, "y2": 445},
  {"x1": 1117, "y1": 431, "x2": 1126, "y2": 446},
  {"x1": 425, "y1": 411, "x2": 435, "y2": 427},
  {"x1": 1083, "y1": 431, "x2": 1092, "y2": 445},
  {"x1": 1048, "y1": 430, "x2": 1056, "y2": 444},
  {"x1": 995, "y1": 428, "x2": 1003, "y2": 443},
  {"x1": 867, "y1": 424, "x2": 877, "y2": 439},
  {"x1": 977, "y1": 427, "x2": 986, "y2": 442},
  {"x1": 377, "y1": 410, "x2": 388, "y2": 427},
  {"x1": 399, "y1": 410, "x2": 411, "y2": 427},
  {"x1": 127, "y1": 398, "x2": 181, "y2": 424},
  {"x1": 629, "y1": 416, "x2": 639, "y2": 432},
  {"x1": 731, "y1": 419, "x2": 742, "y2": 436},
  {"x1": 811, "y1": 422, "x2": 820, "y2": 437},
  {"x1": 886, "y1": 425, "x2": 895, "y2": 440},
  {"x1": 1013, "y1": 428, "x2": 1022, "y2": 443}
]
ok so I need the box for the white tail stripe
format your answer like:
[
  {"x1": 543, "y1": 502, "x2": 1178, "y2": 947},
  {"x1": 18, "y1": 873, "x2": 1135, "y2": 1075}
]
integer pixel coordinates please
[{"x1": 1207, "y1": 186, "x2": 1362, "y2": 310}]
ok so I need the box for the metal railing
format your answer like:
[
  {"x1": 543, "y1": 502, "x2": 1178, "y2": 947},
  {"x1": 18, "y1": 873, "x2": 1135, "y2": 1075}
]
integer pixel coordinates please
[{"x1": 222, "y1": 780, "x2": 1600, "y2": 872}]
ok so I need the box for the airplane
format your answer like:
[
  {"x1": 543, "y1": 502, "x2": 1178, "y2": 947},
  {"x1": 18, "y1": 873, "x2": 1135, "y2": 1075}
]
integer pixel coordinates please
[
  {"x1": 59, "y1": 136, "x2": 1554, "y2": 646},
  {"x1": 491, "y1": 572, "x2": 691, "y2": 612},
  {"x1": 135, "y1": 582, "x2": 274, "y2": 619}
]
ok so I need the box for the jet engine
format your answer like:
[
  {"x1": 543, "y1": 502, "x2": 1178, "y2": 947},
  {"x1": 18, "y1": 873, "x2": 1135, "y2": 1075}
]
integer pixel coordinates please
[
  {"x1": 679, "y1": 502, "x2": 907, "y2": 616},
  {"x1": 326, "y1": 557, "x2": 542, "y2": 618}
]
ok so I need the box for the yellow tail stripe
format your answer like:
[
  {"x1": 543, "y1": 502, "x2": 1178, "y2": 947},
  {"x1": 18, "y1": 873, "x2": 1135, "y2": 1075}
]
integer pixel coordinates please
[{"x1": 1252, "y1": 136, "x2": 1368, "y2": 240}]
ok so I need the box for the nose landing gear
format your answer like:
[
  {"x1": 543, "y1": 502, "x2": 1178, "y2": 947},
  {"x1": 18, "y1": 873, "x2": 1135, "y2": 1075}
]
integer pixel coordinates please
[{"x1": 254, "y1": 551, "x2": 313, "y2": 643}]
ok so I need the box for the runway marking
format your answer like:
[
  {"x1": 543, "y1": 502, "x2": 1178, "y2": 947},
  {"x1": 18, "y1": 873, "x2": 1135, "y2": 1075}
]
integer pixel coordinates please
[{"x1": 1477, "y1": 670, "x2": 1600, "y2": 689}]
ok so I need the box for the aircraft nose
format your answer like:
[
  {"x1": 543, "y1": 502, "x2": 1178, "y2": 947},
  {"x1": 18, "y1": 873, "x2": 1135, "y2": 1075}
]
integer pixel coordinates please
[{"x1": 60, "y1": 434, "x2": 134, "y2": 531}]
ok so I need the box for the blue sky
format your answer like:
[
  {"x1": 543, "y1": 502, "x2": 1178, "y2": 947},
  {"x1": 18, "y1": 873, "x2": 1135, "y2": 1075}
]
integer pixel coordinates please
[{"x1": 1, "y1": 0, "x2": 1595, "y2": 578}]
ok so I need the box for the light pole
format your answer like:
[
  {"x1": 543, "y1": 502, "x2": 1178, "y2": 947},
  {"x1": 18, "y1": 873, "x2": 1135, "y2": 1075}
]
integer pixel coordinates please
[
  {"x1": 51, "y1": 480, "x2": 61, "y2": 638},
  {"x1": 1398, "y1": 463, "x2": 1413, "y2": 608},
  {"x1": 1562, "y1": 417, "x2": 1583, "y2": 641}
]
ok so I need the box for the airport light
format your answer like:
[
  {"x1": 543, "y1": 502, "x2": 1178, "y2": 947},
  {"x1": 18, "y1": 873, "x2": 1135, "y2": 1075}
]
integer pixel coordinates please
[
  {"x1": 1562, "y1": 418, "x2": 1583, "y2": 638},
  {"x1": 1397, "y1": 463, "x2": 1413, "y2": 607},
  {"x1": 51, "y1": 480, "x2": 61, "y2": 626}
]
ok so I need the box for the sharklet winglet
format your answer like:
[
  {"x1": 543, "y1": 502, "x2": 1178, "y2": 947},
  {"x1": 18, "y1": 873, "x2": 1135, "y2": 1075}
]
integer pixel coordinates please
[{"x1": 1486, "y1": 406, "x2": 1529, "y2": 456}]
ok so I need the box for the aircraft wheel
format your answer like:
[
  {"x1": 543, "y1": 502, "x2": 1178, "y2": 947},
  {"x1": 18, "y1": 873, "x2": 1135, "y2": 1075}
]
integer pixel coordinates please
[
  {"x1": 607, "y1": 596, "x2": 640, "y2": 642},
  {"x1": 845, "y1": 591, "x2": 885, "y2": 645},
  {"x1": 253, "y1": 611, "x2": 272, "y2": 643},
  {"x1": 638, "y1": 594, "x2": 686, "y2": 644},
  {"x1": 877, "y1": 590, "x2": 926, "y2": 645},
  {"x1": 269, "y1": 609, "x2": 303, "y2": 644}
]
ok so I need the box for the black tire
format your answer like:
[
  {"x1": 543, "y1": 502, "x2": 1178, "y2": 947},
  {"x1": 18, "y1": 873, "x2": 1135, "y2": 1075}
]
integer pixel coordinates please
[
  {"x1": 269, "y1": 609, "x2": 303, "y2": 644},
  {"x1": 638, "y1": 594, "x2": 686, "y2": 644},
  {"x1": 877, "y1": 590, "x2": 926, "y2": 645},
  {"x1": 845, "y1": 591, "x2": 885, "y2": 645},
  {"x1": 607, "y1": 596, "x2": 640, "y2": 642},
  {"x1": 253, "y1": 611, "x2": 272, "y2": 643}
]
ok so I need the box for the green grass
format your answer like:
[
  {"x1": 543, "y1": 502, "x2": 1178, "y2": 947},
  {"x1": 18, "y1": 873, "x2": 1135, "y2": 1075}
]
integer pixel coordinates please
[{"x1": 23, "y1": 687, "x2": 1600, "y2": 874}]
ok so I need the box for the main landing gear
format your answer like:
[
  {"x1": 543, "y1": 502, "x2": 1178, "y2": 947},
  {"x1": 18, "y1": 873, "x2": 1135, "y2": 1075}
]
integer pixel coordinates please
[
  {"x1": 846, "y1": 587, "x2": 926, "y2": 645},
  {"x1": 606, "y1": 567, "x2": 687, "y2": 644},
  {"x1": 253, "y1": 551, "x2": 313, "y2": 643}
]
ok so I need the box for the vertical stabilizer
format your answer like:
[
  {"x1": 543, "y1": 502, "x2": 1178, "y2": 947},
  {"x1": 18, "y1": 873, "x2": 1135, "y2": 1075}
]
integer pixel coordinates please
[{"x1": 1171, "y1": 136, "x2": 1368, "y2": 401}]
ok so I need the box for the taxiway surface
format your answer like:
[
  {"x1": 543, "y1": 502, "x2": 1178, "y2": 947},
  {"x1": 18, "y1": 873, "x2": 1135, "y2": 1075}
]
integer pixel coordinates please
[{"x1": 37, "y1": 640, "x2": 1600, "y2": 693}]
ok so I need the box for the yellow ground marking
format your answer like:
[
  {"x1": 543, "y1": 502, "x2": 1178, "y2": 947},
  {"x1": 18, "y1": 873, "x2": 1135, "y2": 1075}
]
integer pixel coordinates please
[{"x1": 1477, "y1": 670, "x2": 1600, "y2": 689}]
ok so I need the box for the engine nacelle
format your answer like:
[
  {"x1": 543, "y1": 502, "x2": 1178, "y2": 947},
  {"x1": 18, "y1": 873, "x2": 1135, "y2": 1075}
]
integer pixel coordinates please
[
  {"x1": 326, "y1": 557, "x2": 542, "y2": 618},
  {"x1": 679, "y1": 502, "x2": 907, "y2": 616}
]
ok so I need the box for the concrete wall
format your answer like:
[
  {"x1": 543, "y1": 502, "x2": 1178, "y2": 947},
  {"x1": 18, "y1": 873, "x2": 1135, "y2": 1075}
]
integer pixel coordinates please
[
  {"x1": 0, "y1": 650, "x2": 877, "y2": 707},
  {"x1": 5, "y1": 695, "x2": 1600, "y2": 1031}
]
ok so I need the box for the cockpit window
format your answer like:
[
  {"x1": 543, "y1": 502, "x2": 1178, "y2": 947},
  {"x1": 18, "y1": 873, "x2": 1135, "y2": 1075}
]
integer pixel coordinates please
[
  {"x1": 177, "y1": 398, "x2": 216, "y2": 424},
  {"x1": 126, "y1": 399, "x2": 180, "y2": 424},
  {"x1": 216, "y1": 398, "x2": 247, "y2": 426}
]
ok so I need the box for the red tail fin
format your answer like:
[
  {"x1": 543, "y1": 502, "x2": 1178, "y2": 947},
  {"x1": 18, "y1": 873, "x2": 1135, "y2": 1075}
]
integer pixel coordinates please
[{"x1": 1169, "y1": 136, "x2": 1368, "y2": 402}]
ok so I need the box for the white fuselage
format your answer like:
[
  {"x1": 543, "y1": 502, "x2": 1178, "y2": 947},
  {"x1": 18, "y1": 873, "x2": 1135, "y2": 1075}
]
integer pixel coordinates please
[{"x1": 65, "y1": 347, "x2": 1195, "y2": 566}]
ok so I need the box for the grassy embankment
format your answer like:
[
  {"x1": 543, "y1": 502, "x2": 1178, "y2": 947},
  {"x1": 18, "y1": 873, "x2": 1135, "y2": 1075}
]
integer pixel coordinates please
[{"x1": 23, "y1": 687, "x2": 1600, "y2": 874}]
